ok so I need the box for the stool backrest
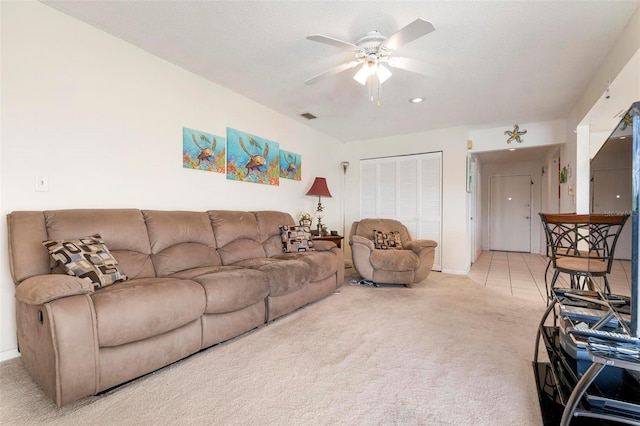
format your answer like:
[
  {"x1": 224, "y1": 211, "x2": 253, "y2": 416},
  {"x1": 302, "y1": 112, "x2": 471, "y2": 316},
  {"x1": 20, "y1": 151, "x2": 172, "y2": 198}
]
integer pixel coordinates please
[{"x1": 539, "y1": 213, "x2": 629, "y2": 273}]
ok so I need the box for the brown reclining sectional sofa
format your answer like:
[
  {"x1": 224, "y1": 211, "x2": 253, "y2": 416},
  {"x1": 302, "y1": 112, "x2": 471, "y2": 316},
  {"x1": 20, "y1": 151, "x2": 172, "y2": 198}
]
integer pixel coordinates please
[{"x1": 7, "y1": 209, "x2": 344, "y2": 406}]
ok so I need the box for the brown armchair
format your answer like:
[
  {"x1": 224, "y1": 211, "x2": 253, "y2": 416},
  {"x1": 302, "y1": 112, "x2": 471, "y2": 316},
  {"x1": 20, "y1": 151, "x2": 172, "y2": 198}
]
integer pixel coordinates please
[{"x1": 349, "y1": 218, "x2": 437, "y2": 286}]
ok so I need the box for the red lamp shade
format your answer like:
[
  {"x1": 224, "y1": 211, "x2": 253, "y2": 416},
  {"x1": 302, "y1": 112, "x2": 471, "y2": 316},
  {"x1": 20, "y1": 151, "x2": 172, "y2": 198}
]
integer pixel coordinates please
[{"x1": 306, "y1": 177, "x2": 332, "y2": 198}]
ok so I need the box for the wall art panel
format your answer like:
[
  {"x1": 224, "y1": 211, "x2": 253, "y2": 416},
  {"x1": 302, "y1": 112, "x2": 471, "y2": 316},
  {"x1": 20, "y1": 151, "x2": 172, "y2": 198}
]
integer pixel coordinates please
[
  {"x1": 182, "y1": 127, "x2": 226, "y2": 173},
  {"x1": 279, "y1": 150, "x2": 301, "y2": 181},
  {"x1": 226, "y1": 127, "x2": 279, "y2": 185}
]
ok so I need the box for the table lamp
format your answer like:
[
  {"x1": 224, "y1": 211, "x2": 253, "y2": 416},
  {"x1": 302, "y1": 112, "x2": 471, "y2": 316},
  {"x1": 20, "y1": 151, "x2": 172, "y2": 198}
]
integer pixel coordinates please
[{"x1": 306, "y1": 177, "x2": 332, "y2": 235}]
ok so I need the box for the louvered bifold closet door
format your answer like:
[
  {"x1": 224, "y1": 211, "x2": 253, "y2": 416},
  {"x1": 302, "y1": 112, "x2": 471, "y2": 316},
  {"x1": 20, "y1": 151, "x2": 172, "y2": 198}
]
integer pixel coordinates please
[
  {"x1": 359, "y1": 152, "x2": 442, "y2": 271},
  {"x1": 419, "y1": 154, "x2": 442, "y2": 270}
]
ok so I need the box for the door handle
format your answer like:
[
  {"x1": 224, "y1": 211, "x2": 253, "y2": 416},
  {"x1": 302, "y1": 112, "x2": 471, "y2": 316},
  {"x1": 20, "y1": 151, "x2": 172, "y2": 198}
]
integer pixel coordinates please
[{"x1": 525, "y1": 216, "x2": 530, "y2": 219}]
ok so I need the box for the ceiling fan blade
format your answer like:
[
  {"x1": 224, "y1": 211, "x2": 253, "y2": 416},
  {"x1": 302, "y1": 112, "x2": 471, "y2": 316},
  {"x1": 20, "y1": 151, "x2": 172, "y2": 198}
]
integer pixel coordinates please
[
  {"x1": 382, "y1": 19, "x2": 436, "y2": 51},
  {"x1": 304, "y1": 61, "x2": 361, "y2": 85},
  {"x1": 386, "y1": 56, "x2": 448, "y2": 79},
  {"x1": 306, "y1": 35, "x2": 359, "y2": 51}
]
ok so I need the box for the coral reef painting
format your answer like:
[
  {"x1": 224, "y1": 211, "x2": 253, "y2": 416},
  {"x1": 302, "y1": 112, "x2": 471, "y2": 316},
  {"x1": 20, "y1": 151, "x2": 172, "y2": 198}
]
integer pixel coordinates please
[
  {"x1": 279, "y1": 150, "x2": 301, "y2": 181},
  {"x1": 226, "y1": 128, "x2": 280, "y2": 185},
  {"x1": 182, "y1": 127, "x2": 225, "y2": 173}
]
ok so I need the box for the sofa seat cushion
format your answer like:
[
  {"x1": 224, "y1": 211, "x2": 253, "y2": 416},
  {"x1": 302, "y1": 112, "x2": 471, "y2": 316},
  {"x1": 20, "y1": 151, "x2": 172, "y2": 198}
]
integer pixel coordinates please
[
  {"x1": 234, "y1": 258, "x2": 309, "y2": 297},
  {"x1": 277, "y1": 251, "x2": 337, "y2": 282},
  {"x1": 370, "y1": 249, "x2": 419, "y2": 271},
  {"x1": 188, "y1": 267, "x2": 270, "y2": 314},
  {"x1": 169, "y1": 265, "x2": 240, "y2": 280},
  {"x1": 92, "y1": 278, "x2": 205, "y2": 347}
]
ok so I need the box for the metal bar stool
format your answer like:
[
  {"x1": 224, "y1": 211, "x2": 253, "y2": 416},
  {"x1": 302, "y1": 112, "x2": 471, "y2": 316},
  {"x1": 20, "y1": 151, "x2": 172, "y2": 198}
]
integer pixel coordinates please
[{"x1": 539, "y1": 213, "x2": 629, "y2": 302}]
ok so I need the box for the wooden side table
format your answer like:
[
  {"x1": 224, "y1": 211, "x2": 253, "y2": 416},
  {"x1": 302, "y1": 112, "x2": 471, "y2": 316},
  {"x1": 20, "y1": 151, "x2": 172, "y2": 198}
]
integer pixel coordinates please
[{"x1": 312, "y1": 235, "x2": 344, "y2": 249}]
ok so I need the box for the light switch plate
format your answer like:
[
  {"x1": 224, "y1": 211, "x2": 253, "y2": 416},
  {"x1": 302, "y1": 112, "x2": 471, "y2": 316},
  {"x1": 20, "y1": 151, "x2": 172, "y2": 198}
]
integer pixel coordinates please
[{"x1": 35, "y1": 174, "x2": 49, "y2": 192}]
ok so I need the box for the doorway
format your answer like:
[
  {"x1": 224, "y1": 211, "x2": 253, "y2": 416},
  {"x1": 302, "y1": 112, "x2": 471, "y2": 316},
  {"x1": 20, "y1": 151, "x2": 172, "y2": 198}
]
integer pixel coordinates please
[{"x1": 489, "y1": 175, "x2": 532, "y2": 252}]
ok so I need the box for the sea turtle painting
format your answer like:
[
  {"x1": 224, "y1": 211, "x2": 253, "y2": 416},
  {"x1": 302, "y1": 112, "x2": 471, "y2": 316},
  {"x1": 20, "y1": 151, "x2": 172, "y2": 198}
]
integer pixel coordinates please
[
  {"x1": 226, "y1": 128, "x2": 280, "y2": 185},
  {"x1": 182, "y1": 127, "x2": 225, "y2": 173},
  {"x1": 239, "y1": 137, "x2": 268, "y2": 173},
  {"x1": 192, "y1": 134, "x2": 216, "y2": 164},
  {"x1": 279, "y1": 150, "x2": 301, "y2": 180},
  {"x1": 284, "y1": 153, "x2": 296, "y2": 174}
]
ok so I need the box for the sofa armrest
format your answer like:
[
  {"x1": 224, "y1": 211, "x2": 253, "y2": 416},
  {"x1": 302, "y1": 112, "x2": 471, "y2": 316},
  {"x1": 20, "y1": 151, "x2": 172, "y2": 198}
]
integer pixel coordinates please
[
  {"x1": 405, "y1": 239, "x2": 438, "y2": 254},
  {"x1": 16, "y1": 275, "x2": 94, "y2": 305},
  {"x1": 350, "y1": 235, "x2": 375, "y2": 251},
  {"x1": 349, "y1": 235, "x2": 375, "y2": 281},
  {"x1": 312, "y1": 240, "x2": 336, "y2": 251}
]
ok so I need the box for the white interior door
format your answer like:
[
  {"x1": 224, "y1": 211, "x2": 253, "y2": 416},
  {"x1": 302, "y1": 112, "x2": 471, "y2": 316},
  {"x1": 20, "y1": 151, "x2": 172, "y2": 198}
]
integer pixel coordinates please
[{"x1": 489, "y1": 175, "x2": 531, "y2": 252}]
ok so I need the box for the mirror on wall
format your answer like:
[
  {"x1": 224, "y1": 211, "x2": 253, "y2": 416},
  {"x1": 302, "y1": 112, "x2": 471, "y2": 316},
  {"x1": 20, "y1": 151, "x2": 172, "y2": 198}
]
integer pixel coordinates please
[
  {"x1": 590, "y1": 111, "x2": 633, "y2": 260},
  {"x1": 590, "y1": 101, "x2": 639, "y2": 337}
]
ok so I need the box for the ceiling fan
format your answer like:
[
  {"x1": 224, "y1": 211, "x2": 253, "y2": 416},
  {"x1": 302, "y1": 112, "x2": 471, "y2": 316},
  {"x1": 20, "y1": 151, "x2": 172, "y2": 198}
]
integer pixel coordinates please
[{"x1": 304, "y1": 18, "x2": 445, "y2": 94}]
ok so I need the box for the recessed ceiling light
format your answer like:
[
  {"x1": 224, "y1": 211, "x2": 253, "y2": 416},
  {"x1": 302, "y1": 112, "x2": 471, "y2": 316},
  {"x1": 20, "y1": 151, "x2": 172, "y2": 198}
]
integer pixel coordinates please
[
  {"x1": 409, "y1": 97, "x2": 424, "y2": 103},
  {"x1": 508, "y1": 148, "x2": 516, "y2": 151}
]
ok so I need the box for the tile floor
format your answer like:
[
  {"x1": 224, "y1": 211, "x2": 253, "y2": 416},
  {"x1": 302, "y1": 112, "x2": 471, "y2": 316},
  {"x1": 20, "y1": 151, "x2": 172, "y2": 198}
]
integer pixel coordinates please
[{"x1": 467, "y1": 251, "x2": 633, "y2": 306}]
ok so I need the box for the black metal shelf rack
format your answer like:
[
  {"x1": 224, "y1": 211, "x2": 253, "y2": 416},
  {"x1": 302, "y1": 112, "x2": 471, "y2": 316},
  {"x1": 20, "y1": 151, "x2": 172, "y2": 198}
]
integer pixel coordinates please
[{"x1": 533, "y1": 297, "x2": 640, "y2": 425}]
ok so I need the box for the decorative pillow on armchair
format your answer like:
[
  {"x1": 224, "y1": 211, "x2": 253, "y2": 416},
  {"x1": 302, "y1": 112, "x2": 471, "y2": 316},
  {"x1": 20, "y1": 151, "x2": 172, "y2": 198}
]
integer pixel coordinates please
[
  {"x1": 280, "y1": 225, "x2": 315, "y2": 253},
  {"x1": 373, "y1": 230, "x2": 403, "y2": 250},
  {"x1": 42, "y1": 234, "x2": 127, "y2": 288}
]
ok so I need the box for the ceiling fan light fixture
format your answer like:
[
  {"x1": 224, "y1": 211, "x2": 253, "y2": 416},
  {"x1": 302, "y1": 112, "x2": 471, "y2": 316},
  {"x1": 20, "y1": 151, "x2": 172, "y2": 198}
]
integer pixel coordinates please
[
  {"x1": 353, "y1": 64, "x2": 369, "y2": 85},
  {"x1": 377, "y1": 64, "x2": 392, "y2": 84},
  {"x1": 305, "y1": 18, "x2": 440, "y2": 92},
  {"x1": 354, "y1": 62, "x2": 392, "y2": 86}
]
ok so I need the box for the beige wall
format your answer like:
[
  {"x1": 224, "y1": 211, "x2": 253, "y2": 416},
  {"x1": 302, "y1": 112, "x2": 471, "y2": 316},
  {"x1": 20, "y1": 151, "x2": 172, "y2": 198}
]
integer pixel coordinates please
[
  {"x1": 0, "y1": 2, "x2": 345, "y2": 358},
  {"x1": 575, "y1": 7, "x2": 640, "y2": 124},
  {"x1": 1, "y1": 1, "x2": 638, "y2": 360},
  {"x1": 573, "y1": 6, "x2": 640, "y2": 213},
  {"x1": 343, "y1": 126, "x2": 470, "y2": 274}
]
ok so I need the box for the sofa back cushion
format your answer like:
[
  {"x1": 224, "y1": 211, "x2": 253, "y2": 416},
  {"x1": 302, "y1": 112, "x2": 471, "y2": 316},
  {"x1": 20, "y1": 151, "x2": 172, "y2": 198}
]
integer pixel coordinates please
[
  {"x1": 143, "y1": 210, "x2": 222, "y2": 276},
  {"x1": 43, "y1": 209, "x2": 155, "y2": 280},
  {"x1": 8, "y1": 209, "x2": 155, "y2": 284},
  {"x1": 254, "y1": 211, "x2": 296, "y2": 257},
  {"x1": 351, "y1": 218, "x2": 412, "y2": 247},
  {"x1": 7, "y1": 208, "x2": 299, "y2": 285},
  {"x1": 208, "y1": 210, "x2": 266, "y2": 265}
]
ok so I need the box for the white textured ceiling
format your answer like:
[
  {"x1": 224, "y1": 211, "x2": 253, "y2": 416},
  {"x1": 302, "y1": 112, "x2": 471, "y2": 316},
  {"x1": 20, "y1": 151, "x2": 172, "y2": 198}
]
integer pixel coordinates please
[{"x1": 43, "y1": 1, "x2": 639, "y2": 144}]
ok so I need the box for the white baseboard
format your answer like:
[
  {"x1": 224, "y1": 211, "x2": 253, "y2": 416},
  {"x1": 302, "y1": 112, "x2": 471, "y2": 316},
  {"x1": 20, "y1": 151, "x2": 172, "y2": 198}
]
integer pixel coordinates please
[
  {"x1": 0, "y1": 349, "x2": 20, "y2": 363},
  {"x1": 441, "y1": 268, "x2": 470, "y2": 275}
]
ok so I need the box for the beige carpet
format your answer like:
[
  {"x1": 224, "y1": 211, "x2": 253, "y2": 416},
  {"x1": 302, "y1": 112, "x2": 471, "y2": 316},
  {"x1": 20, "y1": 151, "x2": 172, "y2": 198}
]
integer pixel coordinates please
[{"x1": 0, "y1": 272, "x2": 545, "y2": 425}]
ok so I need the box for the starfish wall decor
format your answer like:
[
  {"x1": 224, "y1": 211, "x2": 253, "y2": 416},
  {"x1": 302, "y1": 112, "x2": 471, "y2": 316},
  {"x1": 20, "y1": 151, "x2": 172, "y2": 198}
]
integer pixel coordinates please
[
  {"x1": 504, "y1": 124, "x2": 527, "y2": 144},
  {"x1": 620, "y1": 112, "x2": 632, "y2": 131}
]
